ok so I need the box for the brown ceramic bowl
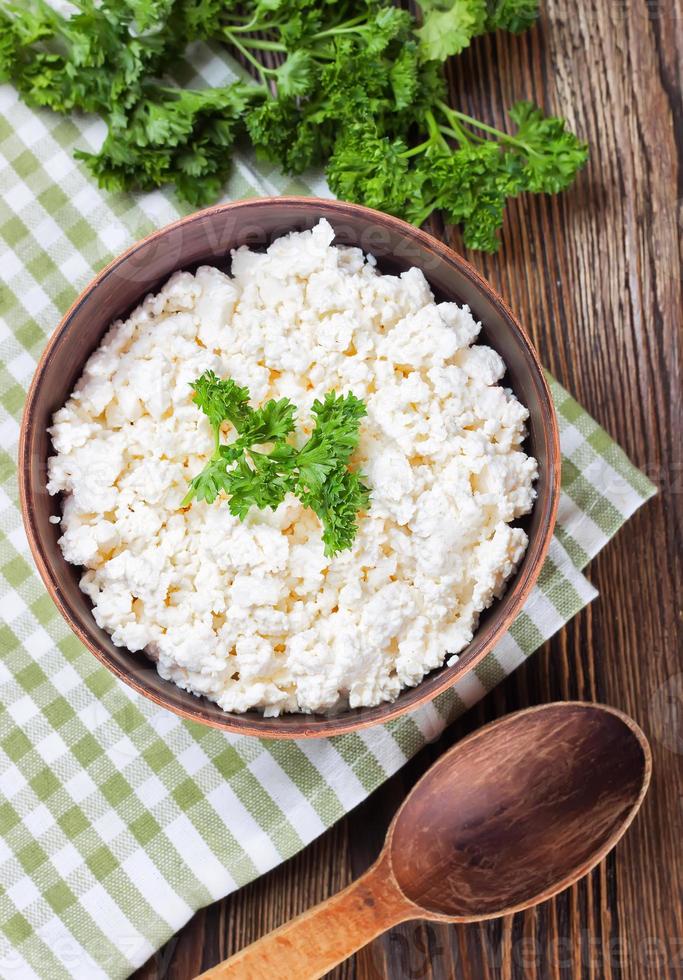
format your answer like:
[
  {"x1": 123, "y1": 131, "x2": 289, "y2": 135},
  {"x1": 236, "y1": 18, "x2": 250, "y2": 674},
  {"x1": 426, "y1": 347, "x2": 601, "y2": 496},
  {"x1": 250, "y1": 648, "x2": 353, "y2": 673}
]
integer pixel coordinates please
[{"x1": 19, "y1": 197, "x2": 560, "y2": 738}]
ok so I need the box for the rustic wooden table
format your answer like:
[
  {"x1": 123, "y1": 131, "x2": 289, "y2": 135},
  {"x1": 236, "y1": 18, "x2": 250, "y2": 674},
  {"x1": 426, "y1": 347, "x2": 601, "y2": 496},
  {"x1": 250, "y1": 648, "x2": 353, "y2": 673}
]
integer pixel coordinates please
[{"x1": 135, "y1": 1, "x2": 682, "y2": 976}]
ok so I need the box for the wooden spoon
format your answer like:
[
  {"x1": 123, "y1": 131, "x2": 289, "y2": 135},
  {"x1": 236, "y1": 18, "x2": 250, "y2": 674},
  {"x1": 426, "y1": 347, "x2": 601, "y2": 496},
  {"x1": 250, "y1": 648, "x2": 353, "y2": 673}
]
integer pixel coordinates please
[{"x1": 196, "y1": 702, "x2": 650, "y2": 980}]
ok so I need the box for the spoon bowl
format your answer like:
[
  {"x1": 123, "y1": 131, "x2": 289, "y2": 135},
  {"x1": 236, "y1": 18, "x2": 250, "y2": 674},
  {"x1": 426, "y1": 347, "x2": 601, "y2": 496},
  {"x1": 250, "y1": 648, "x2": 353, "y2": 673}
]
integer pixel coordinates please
[
  {"x1": 389, "y1": 702, "x2": 650, "y2": 919},
  {"x1": 198, "y1": 702, "x2": 651, "y2": 980}
]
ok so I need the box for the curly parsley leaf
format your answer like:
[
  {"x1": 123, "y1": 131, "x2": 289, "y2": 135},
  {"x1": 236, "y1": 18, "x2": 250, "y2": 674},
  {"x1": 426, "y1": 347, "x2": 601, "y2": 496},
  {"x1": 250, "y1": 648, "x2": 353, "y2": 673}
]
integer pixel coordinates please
[
  {"x1": 485, "y1": 0, "x2": 539, "y2": 33},
  {"x1": 506, "y1": 100, "x2": 589, "y2": 193},
  {"x1": 363, "y1": 6, "x2": 414, "y2": 54},
  {"x1": 416, "y1": 0, "x2": 487, "y2": 61},
  {"x1": 240, "y1": 397, "x2": 298, "y2": 445},
  {"x1": 389, "y1": 42, "x2": 422, "y2": 110},
  {"x1": 295, "y1": 390, "x2": 367, "y2": 493},
  {"x1": 183, "y1": 371, "x2": 370, "y2": 556},
  {"x1": 0, "y1": 0, "x2": 182, "y2": 116},
  {"x1": 246, "y1": 97, "x2": 323, "y2": 174},
  {"x1": 224, "y1": 453, "x2": 295, "y2": 520},
  {"x1": 128, "y1": 0, "x2": 176, "y2": 32},
  {"x1": 300, "y1": 467, "x2": 371, "y2": 558},
  {"x1": 189, "y1": 370, "x2": 252, "y2": 436},
  {"x1": 75, "y1": 82, "x2": 260, "y2": 205},
  {"x1": 327, "y1": 123, "x2": 418, "y2": 214},
  {"x1": 415, "y1": 0, "x2": 536, "y2": 61},
  {"x1": 182, "y1": 0, "x2": 223, "y2": 40},
  {"x1": 309, "y1": 391, "x2": 368, "y2": 466},
  {"x1": 271, "y1": 49, "x2": 317, "y2": 98},
  {"x1": 183, "y1": 450, "x2": 232, "y2": 506}
]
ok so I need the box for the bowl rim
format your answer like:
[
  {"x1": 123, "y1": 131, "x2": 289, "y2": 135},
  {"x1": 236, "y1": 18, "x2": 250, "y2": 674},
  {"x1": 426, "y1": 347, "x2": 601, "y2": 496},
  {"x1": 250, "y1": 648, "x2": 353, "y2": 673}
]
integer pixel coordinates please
[{"x1": 18, "y1": 196, "x2": 561, "y2": 739}]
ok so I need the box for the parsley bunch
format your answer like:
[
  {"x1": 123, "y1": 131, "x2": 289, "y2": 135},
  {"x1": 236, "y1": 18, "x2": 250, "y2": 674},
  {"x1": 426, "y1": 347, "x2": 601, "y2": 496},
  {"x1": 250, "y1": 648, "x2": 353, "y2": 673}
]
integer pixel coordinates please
[
  {"x1": 184, "y1": 370, "x2": 371, "y2": 557},
  {"x1": 0, "y1": 0, "x2": 588, "y2": 251}
]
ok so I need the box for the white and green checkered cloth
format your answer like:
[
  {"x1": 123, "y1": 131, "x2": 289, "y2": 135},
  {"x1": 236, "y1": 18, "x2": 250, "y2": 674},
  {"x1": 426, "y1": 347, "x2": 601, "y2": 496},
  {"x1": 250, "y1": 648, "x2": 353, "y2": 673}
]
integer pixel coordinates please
[{"x1": 0, "y1": 44, "x2": 655, "y2": 980}]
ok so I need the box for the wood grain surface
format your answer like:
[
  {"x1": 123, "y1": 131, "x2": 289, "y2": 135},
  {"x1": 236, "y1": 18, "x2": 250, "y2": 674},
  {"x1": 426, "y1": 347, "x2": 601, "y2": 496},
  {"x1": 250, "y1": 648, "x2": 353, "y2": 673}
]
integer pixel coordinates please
[{"x1": 132, "y1": 0, "x2": 683, "y2": 976}]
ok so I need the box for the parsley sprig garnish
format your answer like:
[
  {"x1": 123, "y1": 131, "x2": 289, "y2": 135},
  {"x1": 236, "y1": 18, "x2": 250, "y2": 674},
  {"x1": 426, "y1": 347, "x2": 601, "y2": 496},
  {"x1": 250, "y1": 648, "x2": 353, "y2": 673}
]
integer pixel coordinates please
[
  {"x1": 0, "y1": 0, "x2": 588, "y2": 252},
  {"x1": 183, "y1": 370, "x2": 370, "y2": 557}
]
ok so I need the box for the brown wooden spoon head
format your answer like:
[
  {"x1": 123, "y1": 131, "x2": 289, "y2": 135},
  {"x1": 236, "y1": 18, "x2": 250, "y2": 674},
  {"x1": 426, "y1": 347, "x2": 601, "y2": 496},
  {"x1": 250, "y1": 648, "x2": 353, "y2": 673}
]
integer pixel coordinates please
[{"x1": 387, "y1": 701, "x2": 651, "y2": 922}]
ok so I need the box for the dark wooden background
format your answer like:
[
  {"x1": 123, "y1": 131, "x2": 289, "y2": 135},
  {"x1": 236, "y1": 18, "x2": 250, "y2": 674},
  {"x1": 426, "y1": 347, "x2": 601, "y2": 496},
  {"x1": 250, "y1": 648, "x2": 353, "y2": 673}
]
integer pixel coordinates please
[{"x1": 134, "y1": 0, "x2": 682, "y2": 976}]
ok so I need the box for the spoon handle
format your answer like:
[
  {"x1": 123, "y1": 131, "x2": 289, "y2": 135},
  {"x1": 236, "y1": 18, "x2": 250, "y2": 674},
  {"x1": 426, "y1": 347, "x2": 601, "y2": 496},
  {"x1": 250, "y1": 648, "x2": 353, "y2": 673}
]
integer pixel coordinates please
[{"x1": 194, "y1": 857, "x2": 414, "y2": 980}]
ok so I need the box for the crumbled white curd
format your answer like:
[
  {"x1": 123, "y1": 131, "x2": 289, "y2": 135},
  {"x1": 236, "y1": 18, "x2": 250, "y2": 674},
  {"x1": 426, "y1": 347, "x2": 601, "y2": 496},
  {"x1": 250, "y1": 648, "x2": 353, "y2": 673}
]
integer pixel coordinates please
[{"x1": 47, "y1": 220, "x2": 537, "y2": 715}]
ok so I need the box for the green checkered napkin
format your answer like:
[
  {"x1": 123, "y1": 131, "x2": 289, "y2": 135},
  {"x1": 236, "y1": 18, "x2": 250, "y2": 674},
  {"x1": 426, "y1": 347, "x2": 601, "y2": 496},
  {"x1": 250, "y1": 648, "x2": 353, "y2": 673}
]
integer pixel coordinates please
[{"x1": 0, "y1": 44, "x2": 655, "y2": 980}]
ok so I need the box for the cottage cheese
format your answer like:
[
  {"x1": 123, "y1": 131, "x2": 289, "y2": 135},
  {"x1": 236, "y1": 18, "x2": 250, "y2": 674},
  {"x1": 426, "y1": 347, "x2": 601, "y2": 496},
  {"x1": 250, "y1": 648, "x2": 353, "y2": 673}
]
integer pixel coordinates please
[{"x1": 47, "y1": 220, "x2": 537, "y2": 715}]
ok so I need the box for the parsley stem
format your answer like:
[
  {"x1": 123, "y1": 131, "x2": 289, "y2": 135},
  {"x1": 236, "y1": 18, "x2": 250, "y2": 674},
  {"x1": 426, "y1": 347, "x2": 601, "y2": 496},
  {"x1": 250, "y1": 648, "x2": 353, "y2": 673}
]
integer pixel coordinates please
[
  {"x1": 439, "y1": 125, "x2": 463, "y2": 140},
  {"x1": 227, "y1": 19, "x2": 279, "y2": 33},
  {"x1": 400, "y1": 138, "x2": 433, "y2": 159},
  {"x1": 311, "y1": 15, "x2": 371, "y2": 38},
  {"x1": 439, "y1": 120, "x2": 486, "y2": 145},
  {"x1": 223, "y1": 31, "x2": 273, "y2": 83},
  {"x1": 425, "y1": 110, "x2": 449, "y2": 152},
  {"x1": 437, "y1": 102, "x2": 539, "y2": 156},
  {"x1": 233, "y1": 37, "x2": 287, "y2": 52},
  {"x1": 307, "y1": 49, "x2": 336, "y2": 61}
]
